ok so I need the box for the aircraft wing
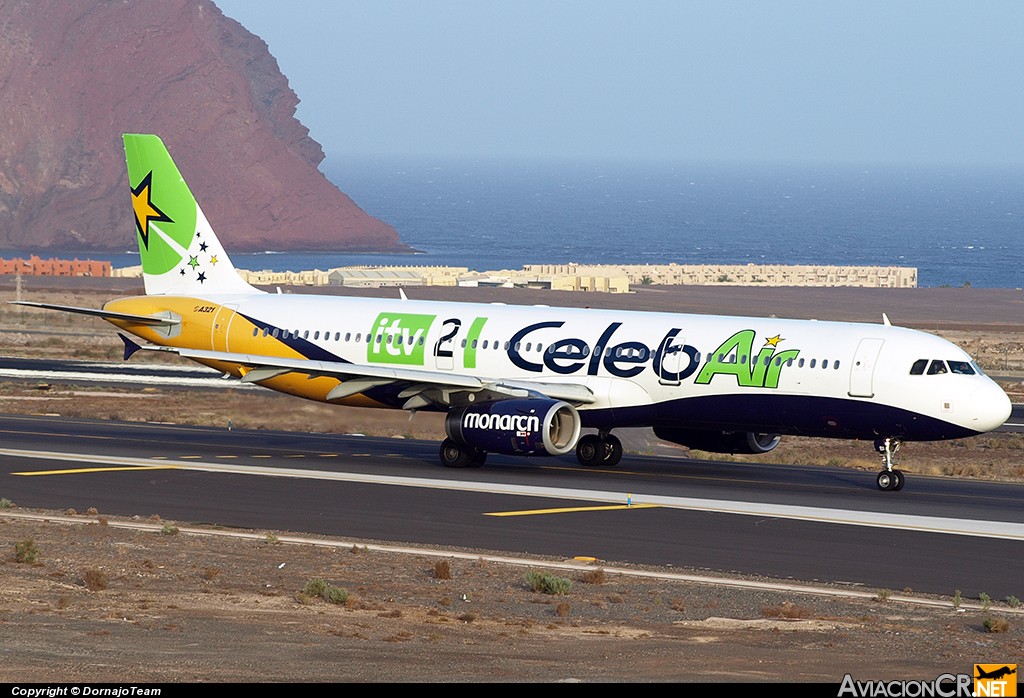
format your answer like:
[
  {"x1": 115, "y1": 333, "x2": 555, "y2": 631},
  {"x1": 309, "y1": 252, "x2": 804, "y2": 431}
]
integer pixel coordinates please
[{"x1": 152, "y1": 344, "x2": 596, "y2": 407}]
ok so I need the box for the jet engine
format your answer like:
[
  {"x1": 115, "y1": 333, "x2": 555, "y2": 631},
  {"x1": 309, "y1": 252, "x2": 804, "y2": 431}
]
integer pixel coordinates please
[
  {"x1": 445, "y1": 398, "x2": 581, "y2": 456},
  {"x1": 653, "y1": 426, "x2": 781, "y2": 454}
]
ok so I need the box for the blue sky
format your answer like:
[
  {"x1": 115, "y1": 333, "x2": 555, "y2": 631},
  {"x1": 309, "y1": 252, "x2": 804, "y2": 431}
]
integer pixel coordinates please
[{"x1": 214, "y1": 1, "x2": 1024, "y2": 165}]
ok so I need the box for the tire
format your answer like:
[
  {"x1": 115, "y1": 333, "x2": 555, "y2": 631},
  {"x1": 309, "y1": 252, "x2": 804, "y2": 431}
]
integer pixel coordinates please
[
  {"x1": 603, "y1": 434, "x2": 623, "y2": 467},
  {"x1": 576, "y1": 434, "x2": 604, "y2": 467},
  {"x1": 876, "y1": 471, "x2": 895, "y2": 491},
  {"x1": 440, "y1": 439, "x2": 475, "y2": 468}
]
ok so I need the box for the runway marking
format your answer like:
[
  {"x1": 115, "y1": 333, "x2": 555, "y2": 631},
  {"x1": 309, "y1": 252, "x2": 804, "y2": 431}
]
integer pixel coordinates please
[
  {"x1": 3, "y1": 447, "x2": 1024, "y2": 541},
  {"x1": 13, "y1": 465, "x2": 180, "y2": 476},
  {"x1": 486, "y1": 503, "x2": 660, "y2": 517}
]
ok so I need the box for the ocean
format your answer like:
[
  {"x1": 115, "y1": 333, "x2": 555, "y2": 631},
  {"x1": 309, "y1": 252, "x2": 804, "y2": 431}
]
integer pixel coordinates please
[{"x1": 112, "y1": 157, "x2": 1024, "y2": 288}]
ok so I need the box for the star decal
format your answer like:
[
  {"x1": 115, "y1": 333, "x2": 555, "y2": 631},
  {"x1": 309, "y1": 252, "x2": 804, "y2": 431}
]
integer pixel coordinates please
[
  {"x1": 197, "y1": 271, "x2": 207, "y2": 283},
  {"x1": 130, "y1": 171, "x2": 173, "y2": 250},
  {"x1": 764, "y1": 335, "x2": 783, "y2": 347},
  {"x1": 179, "y1": 268, "x2": 186, "y2": 276},
  {"x1": 209, "y1": 255, "x2": 219, "y2": 266},
  {"x1": 188, "y1": 255, "x2": 199, "y2": 269},
  {"x1": 199, "y1": 241, "x2": 209, "y2": 252}
]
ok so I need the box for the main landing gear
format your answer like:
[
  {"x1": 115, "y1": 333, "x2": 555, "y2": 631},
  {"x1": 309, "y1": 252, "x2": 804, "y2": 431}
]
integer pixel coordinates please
[
  {"x1": 439, "y1": 439, "x2": 487, "y2": 468},
  {"x1": 874, "y1": 437, "x2": 904, "y2": 491},
  {"x1": 575, "y1": 431, "x2": 623, "y2": 467}
]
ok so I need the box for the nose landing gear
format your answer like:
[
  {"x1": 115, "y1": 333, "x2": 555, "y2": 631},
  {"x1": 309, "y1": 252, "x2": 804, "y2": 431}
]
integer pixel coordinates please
[{"x1": 874, "y1": 437, "x2": 904, "y2": 491}]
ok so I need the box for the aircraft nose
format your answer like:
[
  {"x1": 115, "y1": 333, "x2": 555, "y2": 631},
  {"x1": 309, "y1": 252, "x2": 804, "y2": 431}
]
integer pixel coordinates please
[{"x1": 970, "y1": 381, "x2": 1013, "y2": 433}]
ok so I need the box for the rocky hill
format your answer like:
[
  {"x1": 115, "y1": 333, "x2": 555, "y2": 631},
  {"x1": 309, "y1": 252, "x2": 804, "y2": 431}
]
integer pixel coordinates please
[{"x1": 0, "y1": 0, "x2": 405, "y2": 253}]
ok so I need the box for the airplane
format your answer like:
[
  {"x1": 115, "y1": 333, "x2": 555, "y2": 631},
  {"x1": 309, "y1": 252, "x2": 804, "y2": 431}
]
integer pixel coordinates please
[
  {"x1": 13, "y1": 134, "x2": 1013, "y2": 491},
  {"x1": 975, "y1": 666, "x2": 1017, "y2": 681}
]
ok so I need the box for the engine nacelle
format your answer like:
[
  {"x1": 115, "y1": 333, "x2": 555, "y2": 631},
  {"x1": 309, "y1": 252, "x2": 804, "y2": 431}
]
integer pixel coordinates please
[
  {"x1": 653, "y1": 426, "x2": 781, "y2": 454},
  {"x1": 445, "y1": 399, "x2": 581, "y2": 456}
]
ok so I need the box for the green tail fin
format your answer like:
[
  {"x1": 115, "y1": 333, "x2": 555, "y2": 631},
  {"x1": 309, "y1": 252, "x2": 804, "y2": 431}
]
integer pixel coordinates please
[{"x1": 124, "y1": 134, "x2": 258, "y2": 296}]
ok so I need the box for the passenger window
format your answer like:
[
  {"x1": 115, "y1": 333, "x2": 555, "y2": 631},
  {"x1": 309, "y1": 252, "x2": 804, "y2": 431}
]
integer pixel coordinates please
[
  {"x1": 798, "y1": 358, "x2": 804, "y2": 368},
  {"x1": 482, "y1": 340, "x2": 488, "y2": 349},
  {"x1": 822, "y1": 360, "x2": 829, "y2": 369},
  {"x1": 810, "y1": 359, "x2": 817, "y2": 369},
  {"x1": 927, "y1": 360, "x2": 948, "y2": 375},
  {"x1": 833, "y1": 360, "x2": 840, "y2": 370},
  {"x1": 948, "y1": 361, "x2": 975, "y2": 375},
  {"x1": 252, "y1": 327, "x2": 258, "y2": 337}
]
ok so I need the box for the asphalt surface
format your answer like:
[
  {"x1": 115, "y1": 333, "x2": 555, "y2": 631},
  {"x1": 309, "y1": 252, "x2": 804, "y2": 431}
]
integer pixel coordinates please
[{"x1": 1, "y1": 413, "x2": 1022, "y2": 600}]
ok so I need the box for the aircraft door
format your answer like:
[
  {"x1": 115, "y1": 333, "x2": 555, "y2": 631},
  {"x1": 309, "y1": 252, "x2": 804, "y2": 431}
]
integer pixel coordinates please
[
  {"x1": 848, "y1": 338, "x2": 884, "y2": 398},
  {"x1": 211, "y1": 304, "x2": 239, "y2": 352},
  {"x1": 656, "y1": 332, "x2": 689, "y2": 386}
]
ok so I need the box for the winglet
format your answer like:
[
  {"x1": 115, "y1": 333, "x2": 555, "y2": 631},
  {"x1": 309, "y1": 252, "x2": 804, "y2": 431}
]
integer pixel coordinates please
[{"x1": 118, "y1": 333, "x2": 143, "y2": 361}]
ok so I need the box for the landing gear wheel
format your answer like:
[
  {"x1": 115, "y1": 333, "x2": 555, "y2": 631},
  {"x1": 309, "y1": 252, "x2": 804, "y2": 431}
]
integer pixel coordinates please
[
  {"x1": 575, "y1": 434, "x2": 605, "y2": 467},
  {"x1": 439, "y1": 439, "x2": 485, "y2": 468},
  {"x1": 602, "y1": 434, "x2": 623, "y2": 467},
  {"x1": 876, "y1": 470, "x2": 896, "y2": 491},
  {"x1": 891, "y1": 469, "x2": 904, "y2": 491}
]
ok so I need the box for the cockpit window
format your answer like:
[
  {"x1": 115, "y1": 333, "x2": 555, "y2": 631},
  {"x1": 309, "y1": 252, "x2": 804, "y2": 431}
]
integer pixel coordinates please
[
  {"x1": 910, "y1": 359, "x2": 927, "y2": 375},
  {"x1": 926, "y1": 360, "x2": 948, "y2": 375},
  {"x1": 947, "y1": 360, "x2": 975, "y2": 375}
]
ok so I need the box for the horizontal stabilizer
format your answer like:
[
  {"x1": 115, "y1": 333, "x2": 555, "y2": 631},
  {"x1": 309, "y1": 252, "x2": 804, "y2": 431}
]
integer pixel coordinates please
[{"x1": 9, "y1": 301, "x2": 181, "y2": 327}]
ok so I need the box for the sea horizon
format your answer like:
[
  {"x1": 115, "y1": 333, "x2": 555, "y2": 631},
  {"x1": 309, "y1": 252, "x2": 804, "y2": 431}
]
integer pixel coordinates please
[{"x1": 8, "y1": 156, "x2": 1023, "y2": 288}]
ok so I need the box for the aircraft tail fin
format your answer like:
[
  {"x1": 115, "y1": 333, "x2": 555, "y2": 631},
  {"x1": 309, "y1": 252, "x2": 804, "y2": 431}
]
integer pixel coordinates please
[{"x1": 123, "y1": 134, "x2": 260, "y2": 296}]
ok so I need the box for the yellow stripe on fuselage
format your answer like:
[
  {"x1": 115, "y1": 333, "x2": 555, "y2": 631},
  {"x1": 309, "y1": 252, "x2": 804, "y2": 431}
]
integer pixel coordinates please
[{"x1": 103, "y1": 296, "x2": 391, "y2": 409}]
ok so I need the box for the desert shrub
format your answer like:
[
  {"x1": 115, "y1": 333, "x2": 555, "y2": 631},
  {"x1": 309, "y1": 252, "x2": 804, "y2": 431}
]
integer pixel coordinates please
[
  {"x1": 14, "y1": 538, "x2": 38, "y2": 563},
  {"x1": 0, "y1": 497, "x2": 13, "y2": 509},
  {"x1": 983, "y1": 616, "x2": 1009, "y2": 633},
  {"x1": 82, "y1": 568, "x2": 108, "y2": 591},
  {"x1": 302, "y1": 578, "x2": 347, "y2": 605},
  {"x1": 160, "y1": 523, "x2": 179, "y2": 536},
  {"x1": 524, "y1": 570, "x2": 572, "y2": 595},
  {"x1": 556, "y1": 602, "x2": 571, "y2": 617},
  {"x1": 762, "y1": 601, "x2": 813, "y2": 619},
  {"x1": 1005, "y1": 595, "x2": 1021, "y2": 608},
  {"x1": 580, "y1": 568, "x2": 606, "y2": 585},
  {"x1": 434, "y1": 559, "x2": 452, "y2": 580}
]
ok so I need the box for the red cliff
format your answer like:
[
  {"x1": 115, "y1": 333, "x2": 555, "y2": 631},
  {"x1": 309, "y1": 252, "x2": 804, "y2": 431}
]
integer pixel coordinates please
[{"x1": 0, "y1": 0, "x2": 405, "y2": 253}]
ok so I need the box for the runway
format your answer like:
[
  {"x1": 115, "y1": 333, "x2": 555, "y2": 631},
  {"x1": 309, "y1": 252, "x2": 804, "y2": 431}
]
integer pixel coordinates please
[{"x1": 1, "y1": 413, "x2": 1021, "y2": 599}]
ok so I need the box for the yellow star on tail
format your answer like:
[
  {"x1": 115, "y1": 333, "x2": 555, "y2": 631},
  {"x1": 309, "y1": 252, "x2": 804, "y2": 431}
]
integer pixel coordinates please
[
  {"x1": 130, "y1": 171, "x2": 173, "y2": 249},
  {"x1": 764, "y1": 334, "x2": 783, "y2": 347}
]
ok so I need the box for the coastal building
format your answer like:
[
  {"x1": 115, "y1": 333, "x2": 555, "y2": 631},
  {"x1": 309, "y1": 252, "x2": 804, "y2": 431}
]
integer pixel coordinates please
[
  {"x1": 109, "y1": 262, "x2": 918, "y2": 292},
  {"x1": 0, "y1": 255, "x2": 110, "y2": 277},
  {"x1": 524, "y1": 263, "x2": 917, "y2": 288}
]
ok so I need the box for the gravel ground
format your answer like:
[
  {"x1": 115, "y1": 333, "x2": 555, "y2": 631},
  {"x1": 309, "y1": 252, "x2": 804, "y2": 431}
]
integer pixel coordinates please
[{"x1": 1, "y1": 509, "x2": 1022, "y2": 683}]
